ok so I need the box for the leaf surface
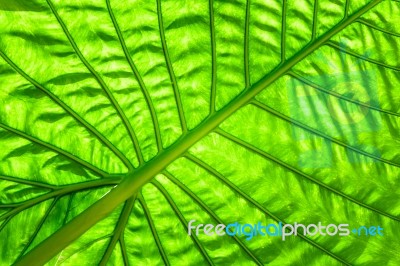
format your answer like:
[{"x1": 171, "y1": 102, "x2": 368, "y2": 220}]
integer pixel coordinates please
[{"x1": 0, "y1": 0, "x2": 399, "y2": 265}]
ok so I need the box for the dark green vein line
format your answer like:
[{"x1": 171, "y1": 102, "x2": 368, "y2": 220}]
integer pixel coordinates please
[
  {"x1": 0, "y1": 178, "x2": 120, "y2": 222},
  {"x1": 344, "y1": 0, "x2": 350, "y2": 18},
  {"x1": 138, "y1": 194, "x2": 170, "y2": 266},
  {"x1": 63, "y1": 195, "x2": 74, "y2": 226},
  {"x1": 100, "y1": 196, "x2": 136, "y2": 266},
  {"x1": 156, "y1": 0, "x2": 187, "y2": 133},
  {"x1": 209, "y1": 0, "x2": 217, "y2": 115},
  {"x1": 215, "y1": 127, "x2": 400, "y2": 223},
  {"x1": 120, "y1": 234, "x2": 129, "y2": 266},
  {"x1": 281, "y1": 0, "x2": 287, "y2": 64},
  {"x1": 163, "y1": 171, "x2": 263, "y2": 266},
  {"x1": 288, "y1": 71, "x2": 400, "y2": 117},
  {"x1": 58, "y1": 234, "x2": 112, "y2": 264},
  {"x1": 18, "y1": 1, "x2": 383, "y2": 264},
  {"x1": 0, "y1": 204, "x2": 17, "y2": 209},
  {"x1": 312, "y1": 0, "x2": 319, "y2": 40},
  {"x1": 106, "y1": 0, "x2": 163, "y2": 153},
  {"x1": 0, "y1": 123, "x2": 107, "y2": 177},
  {"x1": 326, "y1": 41, "x2": 400, "y2": 71},
  {"x1": 46, "y1": 0, "x2": 144, "y2": 165},
  {"x1": 251, "y1": 100, "x2": 400, "y2": 168},
  {"x1": 0, "y1": 204, "x2": 18, "y2": 209},
  {"x1": 18, "y1": 198, "x2": 58, "y2": 258},
  {"x1": 356, "y1": 19, "x2": 400, "y2": 37},
  {"x1": 185, "y1": 154, "x2": 351, "y2": 266},
  {"x1": 0, "y1": 50, "x2": 134, "y2": 172},
  {"x1": 244, "y1": 0, "x2": 251, "y2": 88},
  {"x1": 150, "y1": 180, "x2": 214, "y2": 266},
  {"x1": 0, "y1": 217, "x2": 11, "y2": 232},
  {"x1": 0, "y1": 175, "x2": 56, "y2": 190}
]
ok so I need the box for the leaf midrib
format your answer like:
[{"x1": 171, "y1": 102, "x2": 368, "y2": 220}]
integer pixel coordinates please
[{"x1": 16, "y1": 1, "x2": 383, "y2": 265}]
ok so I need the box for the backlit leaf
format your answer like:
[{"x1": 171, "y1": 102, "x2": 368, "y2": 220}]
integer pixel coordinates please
[{"x1": 0, "y1": 0, "x2": 399, "y2": 265}]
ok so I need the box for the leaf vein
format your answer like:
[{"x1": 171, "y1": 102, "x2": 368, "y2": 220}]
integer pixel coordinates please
[
  {"x1": 17, "y1": 1, "x2": 384, "y2": 263},
  {"x1": 288, "y1": 71, "x2": 400, "y2": 117},
  {"x1": 312, "y1": 0, "x2": 319, "y2": 40},
  {"x1": 214, "y1": 127, "x2": 400, "y2": 222},
  {"x1": 281, "y1": 0, "x2": 287, "y2": 63},
  {"x1": 251, "y1": 100, "x2": 400, "y2": 168},
  {"x1": 138, "y1": 194, "x2": 170, "y2": 266},
  {"x1": 163, "y1": 171, "x2": 263, "y2": 266},
  {"x1": 17, "y1": 198, "x2": 58, "y2": 258},
  {"x1": 244, "y1": 0, "x2": 251, "y2": 87},
  {"x1": 46, "y1": 0, "x2": 144, "y2": 164},
  {"x1": 100, "y1": 196, "x2": 136, "y2": 266},
  {"x1": 356, "y1": 19, "x2": 400, "y2": 37},
  {"x1": 209, "y1": 0, "x2": 217, "y2": 115},
  {"x1": 106, "y1": 0, "x2": 163, "y2": 153},
  {"x1": 0, "y1": 175, "x2": 56, "y2": 190},
  {"x1": 0, "y1": 178, "x2": 120, "y2": 222},
  {"x1": 0, "y1": 123, "x2": 108, "y2": 177},
  {"x1": 151, "y1": 180, "x2": 214, "y2": 266},
  {"x1": 156, "y1": 0, "x2": 187, "y2": 133},
  {"x1": 185, "y1": 154, "x2": 351, "y2": 266},
  {"x1": 326, "y1": 41, "x2": 400, "y2": 71},
  {"x1": 0, "y1": 50, "x2": 134, "y2": 172}
]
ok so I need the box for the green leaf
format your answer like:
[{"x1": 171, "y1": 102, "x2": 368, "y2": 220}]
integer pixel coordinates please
[{"x1": 0, "y1": 0, "x2": 399, "y2": 265}]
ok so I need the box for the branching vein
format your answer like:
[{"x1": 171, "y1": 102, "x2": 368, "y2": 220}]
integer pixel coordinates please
[
  {"x1": 0, "y1": 175, "x2": 56, "y2": 190},
  {"x1": 288, "y1": 71, "x2": 400, "y2": 117},
  {"x1": 0, "y1": 50, "x2": 134, "y2": 172},
  {"x1": 151, "y1": 180, "x2": 213, "y2": 265},
  {"x1": 326, "y1": 41, "x2": 400, "y2": 71},
  {"x1": 17, "y1": 198, "x2": 58, "y2": 258},
  {"x1": 0, "y1": 178, "x2": 120, "y2": 222},
  {"x1": 106, "y1": 0, "x2": 163, "y2": 153},
  {"x1": 356, "y1": 19, "x2": 400, "y2": 37},
  {"x1": 156, "y1": 0, "x2": 187, "y2": 133},
  {"x1": 0, "y1": 123, "x2": 108, "y2": 177},
  {"x1": 244, "y1": 0, "x2": 251, "y2": 88},
  {"x1": 312, "y1": 0, "x2": 319, "y2": 40},
  {"x1": 138, "y1": 194, "x2": 170, "y2": 266},
  {"x1": 281, "y1": 0, "x2": 287, "y2": 64},
  {"x1": 251, "y1": 100, "x2": 400, "y2": 168},
  {"x1": 185, "y1": 154, "x2": 351, "y2": 266},
  {"x1": 99, "y1": 196, "x2": 136, "y2": 266},
  {"x1": 209, "y1": 0, "x2": 217, "y2": 114},
  {"x1": 214, "y1": 127, "x2": 400, "y2": 222},
  {"x1": 163, "y1": 171, "x2": 263, "y2": 266},
  {"x1": 46, "y1": 0, "x2": 144, "y2": 165}
]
